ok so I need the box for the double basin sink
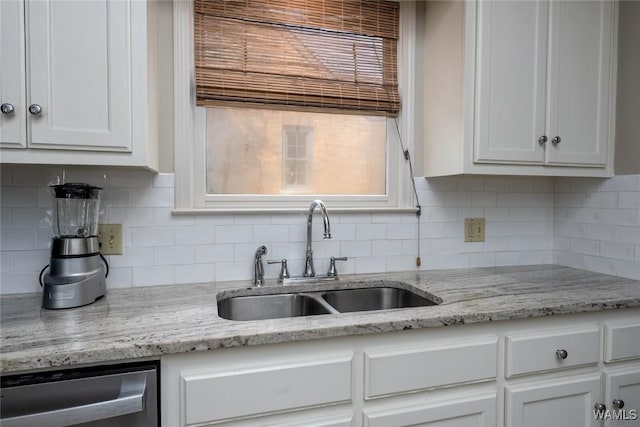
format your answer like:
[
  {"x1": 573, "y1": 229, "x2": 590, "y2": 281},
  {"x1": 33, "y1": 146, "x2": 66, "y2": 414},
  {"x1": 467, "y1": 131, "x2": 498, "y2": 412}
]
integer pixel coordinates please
[{"x1": 217, "y1": 282, "x2": 441, "y2": 321}]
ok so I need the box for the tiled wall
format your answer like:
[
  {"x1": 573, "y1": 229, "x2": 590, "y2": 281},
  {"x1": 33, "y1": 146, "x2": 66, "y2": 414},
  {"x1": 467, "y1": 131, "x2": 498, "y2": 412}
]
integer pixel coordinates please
[
  {"x1": 0, "y1": 165, "x2": 557, "y2": 294},
  {"x1": 554, "y1": 175, "x2": 640, "y2": 280}
]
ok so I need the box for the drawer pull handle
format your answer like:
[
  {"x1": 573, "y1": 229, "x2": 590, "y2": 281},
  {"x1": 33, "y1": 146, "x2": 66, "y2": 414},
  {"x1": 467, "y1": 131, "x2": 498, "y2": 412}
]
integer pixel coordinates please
[
  {"x1": 594, "y1": 403, "x2": 607, "y2": 412},
  {"x1": 556, "y1": 349, "x2": 568, "y2": 359},
  {"x1": 612, "y1": 399, "x2": 624, "y2": 409}
]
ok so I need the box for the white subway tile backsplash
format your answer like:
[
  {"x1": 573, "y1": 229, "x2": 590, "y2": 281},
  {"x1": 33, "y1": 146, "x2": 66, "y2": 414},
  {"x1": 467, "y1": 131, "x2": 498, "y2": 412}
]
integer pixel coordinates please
[
  {"x1": 356, "y1": 223, "x2": 387, "y2": 240},
  {"x1": 132, "y1": 265, "x2": 175, "y2": 286},
  {"x1": 372, "y1": 240, "x2": 402, "y2": 257},
  {"x1": 196, "y1": 244, "x2": 235, "y2": 264},
  {"x1": 131, "y1": 187, "x2": 174, "y2": 208},
  {"x1": 355, "y1": 256, "x2": 386, "y2": 274},
  {"x1": 253, "y1": 224, "x2": 290, "y2": 243},
  {"x1": 108, "y1": 207, "x2": 154, "y2": 227},
  {"x1": 1, "y1": 187, "x2": 36, "y2": 208},
  {"x1": 585, "y1": 223, "x2": 617, "y2": 242},
  {"x1": 1, "y1": 229, "x2": 37, "y2": 251},
  {"x1": 599, "y1": 241, "x2": 635, "y2": 261},
  {"x1": 3, "y1": 165, "x2": 638, "y2": 292},
  {"x1": 12, "y1": 249, "x2": 48, "y2": 272},
  {"x1": 131, "y1": 227, "x2": 175, "y2": 247},
  {"x1": 108, "y1": 247, "x2": 154, "y2": 268},
  {"x1": 215, "y1": 225, "x2": 252, "y2": 244},
  {"x1": 619, "y1": 192, "x2": 640, "y2": 208},
  {"x1": 109, "y1": 171, "x2": 154, "y2": 188},
  {"x1": 0, "y1": 272, "x2": 40, "y2": 294},
  {"x1": 175, "y1": 264, "x2": 215, "y2": 284},
  {"x1": 154, "y1": 245, "x2": 195, "y2": 265},
  {"x1": 106, "y1": 268, "x2": 132, "y2": 289},
  {"x1": 601, "y1": 208, "x2": 637, "y2": 226},
  {"x1": 175, "y1": 226, "x2": 215, "y2": 245}
]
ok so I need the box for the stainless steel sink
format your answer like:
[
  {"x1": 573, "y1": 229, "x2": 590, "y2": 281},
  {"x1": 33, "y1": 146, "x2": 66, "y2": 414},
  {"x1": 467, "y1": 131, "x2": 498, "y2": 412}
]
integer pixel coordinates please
[
  {"x1": 321, "y1": 287, "x2": 437, "y2": 313},
  {"x1": 217, "y1": 293, "x2": 336, "y2": 321},
  {"x1": 217, "y1": 284, "x2": 440, "y2": 321}
]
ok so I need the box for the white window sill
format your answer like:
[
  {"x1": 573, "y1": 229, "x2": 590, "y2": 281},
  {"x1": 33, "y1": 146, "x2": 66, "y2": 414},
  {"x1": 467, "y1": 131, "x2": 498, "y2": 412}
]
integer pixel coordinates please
[{"x1": 172, "y1": 207, "x2": 419, "y2": 215}]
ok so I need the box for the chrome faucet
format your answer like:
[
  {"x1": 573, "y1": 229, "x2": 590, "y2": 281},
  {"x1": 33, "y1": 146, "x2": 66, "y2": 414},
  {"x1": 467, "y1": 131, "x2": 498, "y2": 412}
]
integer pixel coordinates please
[
  {"x1": 304, "y1": 200, "x2": 331, "y2": 277},
  {"x1": 253, "y1": 245, "x2": 267, "y2": 286}
]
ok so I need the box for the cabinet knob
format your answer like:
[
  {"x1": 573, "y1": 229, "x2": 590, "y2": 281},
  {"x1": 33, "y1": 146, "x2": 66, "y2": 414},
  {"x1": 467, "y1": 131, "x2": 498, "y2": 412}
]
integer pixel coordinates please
[
  {"x1": 594, "y1": 403, "x2": 607, "y2": 412},
  {"x1": 556, "y1": 349, "x2": 568, "y2": 359},
  {"x1": 552, "y1": 136, "x2": 561, "y2": 145},
  {"x1": 538, "y1": 135, "x2": 548, "y2": 145},
  {"x1": 612, "y1": 399, "x2": 624, "y2": 409},
  {"x1": 28, "y1": 104, "x2": 43, "y2": 115},
  {"x1": 1, "y1": 103, "x2": 15, "y2": 115}
]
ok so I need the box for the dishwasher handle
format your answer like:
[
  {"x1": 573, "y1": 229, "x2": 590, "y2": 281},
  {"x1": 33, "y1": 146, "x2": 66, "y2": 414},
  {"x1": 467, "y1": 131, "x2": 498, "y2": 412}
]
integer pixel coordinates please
[{"x1": 2, "y1": 373, "x2": 147, "y2": 427}]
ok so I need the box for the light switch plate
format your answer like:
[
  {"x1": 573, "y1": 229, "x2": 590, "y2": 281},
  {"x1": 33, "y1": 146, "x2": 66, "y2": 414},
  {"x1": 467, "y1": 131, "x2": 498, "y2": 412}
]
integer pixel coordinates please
[
  {"x1": 98, "y1": 224, "x2": 124, "y2": 255},
  {"x1": 465, "y1": 218, "x2": 485, "y2": 242}
]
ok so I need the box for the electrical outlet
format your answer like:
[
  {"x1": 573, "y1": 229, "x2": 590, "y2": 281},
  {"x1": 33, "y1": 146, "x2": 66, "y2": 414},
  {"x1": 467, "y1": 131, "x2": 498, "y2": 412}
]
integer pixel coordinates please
[
  {"x1": 464, "y1": 218, "x2": 485, "y2": 242},
  {"x1": 98, "y1": 224, "x2": 124, "y2": 255}
]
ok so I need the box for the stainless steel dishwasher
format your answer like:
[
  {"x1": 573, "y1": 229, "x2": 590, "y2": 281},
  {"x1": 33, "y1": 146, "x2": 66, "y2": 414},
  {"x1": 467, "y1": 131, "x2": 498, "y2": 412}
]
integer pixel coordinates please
[{"x1": 0, "y1": 361, "x2": 159, "y2": 427}]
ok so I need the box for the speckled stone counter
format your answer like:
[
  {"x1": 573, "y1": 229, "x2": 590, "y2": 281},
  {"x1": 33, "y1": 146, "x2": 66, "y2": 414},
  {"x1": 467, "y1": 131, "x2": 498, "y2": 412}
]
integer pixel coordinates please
[{"x1": 2, "y1": 265, "x2": 640, "y2": 374}]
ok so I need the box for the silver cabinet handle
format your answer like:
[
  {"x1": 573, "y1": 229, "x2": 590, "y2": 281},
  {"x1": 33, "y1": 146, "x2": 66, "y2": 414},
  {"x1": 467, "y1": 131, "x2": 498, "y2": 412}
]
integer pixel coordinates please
[
  {"x1": 28, "y1": 104, "x2": 42, "y2": 115},
  {"x1": 1, "y1": 374, "x2": 146, "y2": 427},
  {"x1": 594, "y1": 403, "x2": 607, "y2": 412},
  {"x1": 538, "y1": 135, "x2": 548, "y2": 145},
  {"x1": 612, "y1": 399, "x2": 624, "y2": 409},
  {"x1": 556, "y1": 349, "x2": 568, "y2": 359},
  {"x1": 1, "y1": 103, "x2": 15, "y2": 115},
  {"x1": 552, "y1": 136, "x2": 561, "y2": 145}
]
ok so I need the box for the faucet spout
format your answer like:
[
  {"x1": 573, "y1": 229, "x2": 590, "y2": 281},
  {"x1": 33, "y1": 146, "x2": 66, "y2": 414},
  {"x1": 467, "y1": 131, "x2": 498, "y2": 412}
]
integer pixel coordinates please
[{"x1": 304, "y1": 200, "x2": 331, "y2": 277}]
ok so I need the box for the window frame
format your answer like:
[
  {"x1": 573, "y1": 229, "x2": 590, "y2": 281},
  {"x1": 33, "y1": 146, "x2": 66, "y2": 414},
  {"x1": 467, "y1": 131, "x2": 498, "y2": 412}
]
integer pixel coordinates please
[{"x1": 173, "y1": 0, "x2": 417, "y2": 214}]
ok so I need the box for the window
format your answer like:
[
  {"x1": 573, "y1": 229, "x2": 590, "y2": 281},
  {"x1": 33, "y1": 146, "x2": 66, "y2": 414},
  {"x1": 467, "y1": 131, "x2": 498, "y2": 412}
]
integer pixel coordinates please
[
  {"x1": 283, "y1": 125, "x2": 312, "y2": 191},
  {"x1": 174, "y1": 0, "x2": 417, "y2": 212}
]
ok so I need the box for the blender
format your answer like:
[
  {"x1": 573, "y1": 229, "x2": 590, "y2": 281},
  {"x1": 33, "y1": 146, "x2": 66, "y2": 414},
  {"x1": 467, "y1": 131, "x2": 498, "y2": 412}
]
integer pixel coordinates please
[{"x1": 40, "y1": 183, "x2": 107, "y2": 309}]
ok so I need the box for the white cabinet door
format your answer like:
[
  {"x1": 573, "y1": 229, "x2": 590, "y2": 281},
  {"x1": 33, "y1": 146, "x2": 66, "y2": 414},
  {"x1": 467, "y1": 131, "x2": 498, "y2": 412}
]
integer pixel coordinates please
[
  {"x1": 506, "y1": 373, "x2": 602, "y2": 427},
  {"x1": 473, "y1": 0, "x2": 614, "y2": 169},
  {"x1": 474, "y1": 0, "x2": 547, "y2": 165},
  {"x1": 604, "y1": 368, "x2": 640, "y2": 427},
  {"x1": 0, "y1": 0, "x2": 26, "y2": 148},
  {"x1": 26, "y1": 0, "x2": 132, "y2": 152},
  {"x1": 545, "y1": 0, "x2": 613, "y2": 167},
  {"x1": 363, "y1": 392, "x2": 497, "y2": 427}
]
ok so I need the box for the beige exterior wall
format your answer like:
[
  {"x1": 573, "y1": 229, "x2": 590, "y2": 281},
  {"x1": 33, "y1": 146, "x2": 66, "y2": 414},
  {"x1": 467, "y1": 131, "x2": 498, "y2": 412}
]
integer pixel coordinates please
[{"x1": 206, "y1": 108, "x2": 387, "y2": 195}]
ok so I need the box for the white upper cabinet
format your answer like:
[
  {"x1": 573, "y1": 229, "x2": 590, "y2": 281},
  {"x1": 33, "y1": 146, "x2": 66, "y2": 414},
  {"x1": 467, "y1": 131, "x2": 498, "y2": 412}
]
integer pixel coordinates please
[
  {"x1": 0, "y1": 0, "x2": 158, "y2": 170},
  {"x1": 0, "y1": 0, "x2": 27, "y2": 148},
  {"x1": 422, "y1": 0, "x2": 617, "y2": 177}
]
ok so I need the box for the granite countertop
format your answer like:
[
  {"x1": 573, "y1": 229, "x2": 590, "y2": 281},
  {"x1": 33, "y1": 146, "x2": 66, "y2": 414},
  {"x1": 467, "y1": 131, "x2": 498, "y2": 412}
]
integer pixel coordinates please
[{"x1": 2, "y1": 264, "x2": 640, "y2": 374}]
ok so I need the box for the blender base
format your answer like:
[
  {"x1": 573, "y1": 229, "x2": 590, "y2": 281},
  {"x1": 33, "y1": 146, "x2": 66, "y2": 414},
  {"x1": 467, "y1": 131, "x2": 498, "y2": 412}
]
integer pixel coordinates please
[{"x1": 42, "y1": 255, "x2": 107, "y2": 309}]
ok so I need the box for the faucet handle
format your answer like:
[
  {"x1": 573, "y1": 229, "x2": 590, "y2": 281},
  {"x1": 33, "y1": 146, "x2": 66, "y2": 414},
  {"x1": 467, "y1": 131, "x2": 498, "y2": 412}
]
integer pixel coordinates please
[
  {"x1": 327, "y1": 256, "x2": 348, "y2": 278},
  {"x1": 268, "y1": 258, "x2": 290, "y2": 282}
]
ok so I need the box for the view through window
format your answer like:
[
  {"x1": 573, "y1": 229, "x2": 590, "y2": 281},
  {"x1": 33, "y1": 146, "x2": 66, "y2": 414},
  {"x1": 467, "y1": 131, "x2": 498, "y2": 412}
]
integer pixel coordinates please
[{"x1": 205, "y1": 107, "x2": 387, "y2": 196}]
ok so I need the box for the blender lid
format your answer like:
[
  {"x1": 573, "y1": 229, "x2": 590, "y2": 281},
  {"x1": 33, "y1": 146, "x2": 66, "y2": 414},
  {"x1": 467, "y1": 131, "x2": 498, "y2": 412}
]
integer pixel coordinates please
[{"x1": 51, "y1": 183, "x2": 102, "y2": 199}]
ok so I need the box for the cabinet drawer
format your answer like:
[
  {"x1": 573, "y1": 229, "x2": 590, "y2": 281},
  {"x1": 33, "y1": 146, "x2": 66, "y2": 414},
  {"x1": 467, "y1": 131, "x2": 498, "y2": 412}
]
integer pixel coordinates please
[
  {"x1": 604, "y1": 323, "x2": 640, "y2": 362},
  {"x1": 364, "y1": 337, "x2": 497, "y2": 399},
  {"x1": 182, "y1": 356, "x2": 352, "y2": 425},
  {"x1": 505, "y1": 327, "x2": 600, "y2": 378}
]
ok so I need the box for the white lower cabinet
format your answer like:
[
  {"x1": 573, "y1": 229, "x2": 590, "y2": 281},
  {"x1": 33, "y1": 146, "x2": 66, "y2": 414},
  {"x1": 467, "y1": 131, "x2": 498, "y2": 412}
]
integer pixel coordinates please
[
  {"x1": 603, "y1": 367, "x2": 640, "y2": 426},
  {"x1": 363, "y1": 392, "x2": 497, "y2": 427},
  {"x1": 506, "y1": 373, "x2": 602, "y2": 427},
  {"x1": 161, "y1": 309, "x2": 640, "y2": 427}
]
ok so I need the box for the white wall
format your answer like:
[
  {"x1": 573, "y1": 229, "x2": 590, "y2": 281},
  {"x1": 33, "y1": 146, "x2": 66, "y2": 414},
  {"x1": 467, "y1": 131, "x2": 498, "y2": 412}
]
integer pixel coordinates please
[{"x1": 0, "y1": 165, "x2": 557, "y2": 294}]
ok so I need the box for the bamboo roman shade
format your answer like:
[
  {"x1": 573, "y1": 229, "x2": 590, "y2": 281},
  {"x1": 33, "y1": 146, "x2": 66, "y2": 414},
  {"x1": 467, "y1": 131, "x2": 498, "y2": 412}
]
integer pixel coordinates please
[{"x1": 194, "y1": 0, "x2": 400, "y2": 116}]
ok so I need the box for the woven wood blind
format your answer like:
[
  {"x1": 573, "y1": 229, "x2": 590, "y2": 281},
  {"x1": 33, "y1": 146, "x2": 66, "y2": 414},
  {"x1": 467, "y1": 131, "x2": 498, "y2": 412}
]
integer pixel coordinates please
[{"x1": 194, "y1": 0, "x2": 400, "y2": 116}]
